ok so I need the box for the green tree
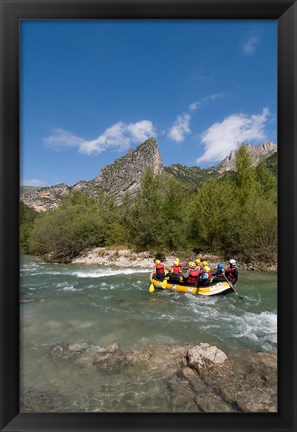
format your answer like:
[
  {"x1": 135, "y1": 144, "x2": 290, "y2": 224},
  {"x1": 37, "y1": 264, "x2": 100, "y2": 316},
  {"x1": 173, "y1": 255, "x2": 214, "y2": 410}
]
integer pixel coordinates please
[
  {"x1": 224, "y1": 146, "x2": 277, "y2": 260},
  {"x1": 29, "y1": 204, "x2": 106, "y2": 261},
  {"x1": 20, "y1": 203, "x2": 38, "y2": 253},
  {"x1": 255, "y1": 160, "x2": 277, "y2": 200},
  {"x1": 124, "y1": 168, "x2": 166, "y2": 250},
  {"x1": 189, "y1": 177, "x2": 233, "y2": 251},
  {"x1": 123, "y1": 169, "x2": 189, "y2": 251},
  {"x1": 235, "y1": 195, "x2": 277, "y2": 261}
]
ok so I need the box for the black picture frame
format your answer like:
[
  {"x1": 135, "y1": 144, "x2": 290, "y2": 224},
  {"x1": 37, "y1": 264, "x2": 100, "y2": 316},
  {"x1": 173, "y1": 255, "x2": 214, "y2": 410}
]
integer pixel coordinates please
[{"x1": 0, "y1": 0, "x2": 296, "y2": 431}]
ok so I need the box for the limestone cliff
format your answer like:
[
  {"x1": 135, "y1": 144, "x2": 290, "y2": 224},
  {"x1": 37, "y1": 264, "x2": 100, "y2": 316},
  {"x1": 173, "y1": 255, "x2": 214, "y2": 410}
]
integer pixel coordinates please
[
  {"x1": 73, "y1": 137, "x2": 163, "y2": 204},
  {"x1": 216, "y1": 142, "x2": 277, "y2": 174},
  {"x1": 21, "y1": 138, "x2": 163, "y2": 211},
  {"x1": 21, "y1": 183, "x2": 70, "y2": 213}
]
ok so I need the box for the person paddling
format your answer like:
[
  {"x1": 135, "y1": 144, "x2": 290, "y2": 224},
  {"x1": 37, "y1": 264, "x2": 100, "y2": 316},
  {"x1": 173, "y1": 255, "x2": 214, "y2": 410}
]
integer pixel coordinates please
[
  {"x1": 225, "y1": 259, "x2": 238, "y2": 285},
  {"x1": 154, "y1": 259, "x2": 166, "y2": 281}
]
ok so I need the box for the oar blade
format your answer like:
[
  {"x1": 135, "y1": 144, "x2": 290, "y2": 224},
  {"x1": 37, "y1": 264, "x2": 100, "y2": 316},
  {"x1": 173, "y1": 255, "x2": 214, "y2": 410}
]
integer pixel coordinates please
[
  {"x1": 161, "y1": 279, "x2": 167, "y2": 289},
  {"x1": 149, "y1": 283, "x2": 155, "y2": 293}
]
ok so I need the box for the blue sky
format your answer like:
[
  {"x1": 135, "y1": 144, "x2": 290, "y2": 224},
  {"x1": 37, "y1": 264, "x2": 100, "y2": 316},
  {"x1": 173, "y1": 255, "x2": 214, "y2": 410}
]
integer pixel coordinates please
[{"x1": 20, "y1": 20, "x2": 277, "y2": 187}]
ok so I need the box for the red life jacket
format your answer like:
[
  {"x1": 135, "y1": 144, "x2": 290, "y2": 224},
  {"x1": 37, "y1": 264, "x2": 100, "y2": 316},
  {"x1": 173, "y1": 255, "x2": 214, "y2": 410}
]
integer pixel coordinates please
[
  {"x1": 186, "y1": 269, "x2": 199, "y2": 285},
  {"x1": 171, "y1": 265, "x2": 181, "y2": 273},
  {"x1": 156, "y1": 264, "x2": 165, "y2": 275},
  {"x1": 226, "y1": 267, "x2": 236, "y2": 281}
]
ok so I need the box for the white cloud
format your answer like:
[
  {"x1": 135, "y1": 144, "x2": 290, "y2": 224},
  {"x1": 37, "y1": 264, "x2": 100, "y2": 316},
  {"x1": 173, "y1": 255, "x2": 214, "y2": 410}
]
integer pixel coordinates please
[
  {"x1": 243, "y1": 35, "x2": 259, "y2": 55},
  {"x1": 189, "y1": 102, "x2": 201, "y2": 111},
  {"x1": 196, "y1": 108, "x2": 270, "y2": 164},
  {"x1": 189, "y1": 93, "x2": 224, "y2": 112},
  {"x1": 43, "y1": 120, "x2": 156, "y2": 155},
  {"x1": 168, "y1": 113, "x2": 191, "y2": 143},
  {"x1": 208, "y1": 93, "x2": 224, "y2": 101},
  {"x1": 43, "y1": 128, "x2": 85, "y2": 148},
  {"x1": 170, "y1": 94, "x2": 225, "y2": 143},
  {"x1": 22, "y1": 179, "x2": 47, "y2": 187}
]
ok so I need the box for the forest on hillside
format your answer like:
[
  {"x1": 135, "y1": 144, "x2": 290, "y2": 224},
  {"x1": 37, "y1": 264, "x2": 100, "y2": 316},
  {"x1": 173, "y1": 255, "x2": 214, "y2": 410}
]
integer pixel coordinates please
[{"x1": 20, "y1": 145, "x2": 277, "y2": 264}]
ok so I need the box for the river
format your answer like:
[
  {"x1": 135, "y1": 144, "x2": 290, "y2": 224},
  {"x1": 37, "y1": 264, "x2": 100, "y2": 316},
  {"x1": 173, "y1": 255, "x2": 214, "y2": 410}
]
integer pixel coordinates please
[{"x1": 20, "y1": 255, "x2": 277, "y2": 412}]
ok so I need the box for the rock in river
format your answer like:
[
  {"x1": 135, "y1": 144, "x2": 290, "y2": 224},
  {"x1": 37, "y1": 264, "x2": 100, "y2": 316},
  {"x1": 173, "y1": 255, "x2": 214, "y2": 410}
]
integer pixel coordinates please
[{"x1": 39, "y1": 341, "x2": 277, "y2": 413}]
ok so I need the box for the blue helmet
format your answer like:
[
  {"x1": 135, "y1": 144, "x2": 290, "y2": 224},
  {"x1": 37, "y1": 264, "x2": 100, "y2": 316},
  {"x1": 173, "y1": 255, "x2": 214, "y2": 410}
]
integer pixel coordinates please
[{"x1": 217, "y1": 263, "x2": 224, "y2": 271}]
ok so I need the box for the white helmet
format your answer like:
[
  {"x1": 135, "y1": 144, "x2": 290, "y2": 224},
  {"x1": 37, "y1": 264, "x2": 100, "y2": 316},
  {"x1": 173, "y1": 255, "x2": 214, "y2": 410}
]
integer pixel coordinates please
[{"x1": 229, "y1": 259, "x2": 236, "y2": 266}]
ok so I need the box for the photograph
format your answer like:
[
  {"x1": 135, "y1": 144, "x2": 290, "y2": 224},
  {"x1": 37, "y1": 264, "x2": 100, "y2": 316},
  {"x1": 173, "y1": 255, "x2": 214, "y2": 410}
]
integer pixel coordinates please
[
  {"x1": 1, "y1": 0, "x2": 297, "y2": 431},
  {"x1": 19, "y1": 19, "x2": 278, "y2": 413}
]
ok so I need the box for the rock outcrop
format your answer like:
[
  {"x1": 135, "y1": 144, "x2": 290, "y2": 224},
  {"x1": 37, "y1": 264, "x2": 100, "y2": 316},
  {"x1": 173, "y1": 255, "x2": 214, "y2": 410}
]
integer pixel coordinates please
[
  {"x1": 20, "y1": 341, "x2": 277, "y2": 413},
  {"x1": 21, "y1": 138, "x2": 163, "y2": 211},
  {"x1": 217, "y1": 142, "x2": 277, "y2": 173},
  {"x1": 187, "y1": 343, "x2": 228, "y2": 372},
  {"x1": 21, "y1": 183, "x2": 70, "y2": 212},
  {"x1": 80, "y1": 137, "x2": 163, "y2": 204}
]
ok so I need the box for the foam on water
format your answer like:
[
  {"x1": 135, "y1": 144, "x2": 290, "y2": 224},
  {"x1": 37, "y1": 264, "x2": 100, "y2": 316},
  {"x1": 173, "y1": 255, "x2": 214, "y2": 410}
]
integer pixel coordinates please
[
  {"x1": 72, "y1": 268, "x2": 151, "y2": 278},
  {"x1": 93, "y1": 282, "x2": 117, "y2": 291},
  {"x1": 27, "y1": 267, "x2": 151, "y2": 279},
  {"x1": 218, "y1": 310, "x2": 277, "y2": 349},
  {"x1": 54, "y1": 281, "x2": 82, "y2": 292},
  {"x1": 20, "y1": 256, "x2": 277, "y2": 354},
  {"x1": 61, "y1": 285, "x2": 81, "y2": 292}
]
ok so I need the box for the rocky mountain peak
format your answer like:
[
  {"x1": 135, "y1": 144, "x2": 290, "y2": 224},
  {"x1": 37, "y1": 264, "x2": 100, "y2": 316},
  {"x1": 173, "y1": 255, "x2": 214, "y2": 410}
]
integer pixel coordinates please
[
  {"x1": 21, "y1": 137, "x2": 163, "y2": 211},
  {"x1": 93, "y1": 137, "x2": 163, "y2": 203},
  {"x1": 217, "y1": 142, "x2": 277, "y2": 173}
]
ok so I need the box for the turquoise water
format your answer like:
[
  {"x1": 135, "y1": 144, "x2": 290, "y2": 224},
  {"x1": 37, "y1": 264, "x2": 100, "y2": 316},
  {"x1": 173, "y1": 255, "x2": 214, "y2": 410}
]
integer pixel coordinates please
[{"x1": 20, "y1": 255, "x2": 277, "y2": 412}]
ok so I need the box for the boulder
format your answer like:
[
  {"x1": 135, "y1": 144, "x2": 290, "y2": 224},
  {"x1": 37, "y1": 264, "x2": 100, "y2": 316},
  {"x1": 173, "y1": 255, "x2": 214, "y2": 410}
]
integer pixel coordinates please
[
  {"x1": 21, "y1": 389, "x2": 66, "y2": 412},
  {"x1": 68, "y1": 343, "x2": 89, "y2": 352},
  {"x1": 187, "y1": 343, "x2": 227, "y2": 373}
]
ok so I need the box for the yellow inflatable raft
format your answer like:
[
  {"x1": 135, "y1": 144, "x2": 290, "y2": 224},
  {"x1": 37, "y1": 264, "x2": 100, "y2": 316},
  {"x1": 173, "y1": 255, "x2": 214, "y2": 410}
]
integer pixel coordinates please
[{"x1": 150, "y1": 274, "x2": 233, "y2": 296}]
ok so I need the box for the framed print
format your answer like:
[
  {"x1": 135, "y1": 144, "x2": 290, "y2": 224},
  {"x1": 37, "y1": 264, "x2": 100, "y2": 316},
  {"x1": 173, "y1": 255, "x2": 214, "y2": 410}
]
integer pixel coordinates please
[{"x1": 0, "y1": 0, "x2": 296, "y2": 431}]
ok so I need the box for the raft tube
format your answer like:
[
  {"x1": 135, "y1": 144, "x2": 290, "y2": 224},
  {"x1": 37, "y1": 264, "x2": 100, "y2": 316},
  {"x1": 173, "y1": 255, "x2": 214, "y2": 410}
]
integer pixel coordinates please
[{"x1": 150, "y1": 274, "x2": 233, "y2": 296}]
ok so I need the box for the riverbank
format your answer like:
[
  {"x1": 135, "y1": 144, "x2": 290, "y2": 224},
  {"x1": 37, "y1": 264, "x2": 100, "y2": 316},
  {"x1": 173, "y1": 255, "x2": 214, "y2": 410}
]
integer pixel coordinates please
[{"x1": 71, "y1": 246, "x2": 277, "y2": 272}]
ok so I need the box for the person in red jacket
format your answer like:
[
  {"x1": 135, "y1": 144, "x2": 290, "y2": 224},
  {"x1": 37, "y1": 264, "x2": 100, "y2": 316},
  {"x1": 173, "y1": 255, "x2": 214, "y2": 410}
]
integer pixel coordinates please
[
  {"x1": 169, "y1": 259, "x2": 182, "y2": 284},
  {"x1": 154, "y1": 260, "x2": 166, "y2": 281},
  {"x1": 225, "y1": 259, "x2": 239, "y2": 285},
  {"x1": 182, "y1": 262, "x2": 199, "y2": 286}
]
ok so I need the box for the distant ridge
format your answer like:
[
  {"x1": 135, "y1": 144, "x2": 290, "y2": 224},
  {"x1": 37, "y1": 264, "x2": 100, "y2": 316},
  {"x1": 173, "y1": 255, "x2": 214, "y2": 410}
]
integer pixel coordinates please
[
  {"x1": 164, "y1": 142, "x2": 277, "y2": 190},
  {"x1": 21, "y1": 140, "x2": 277, "y2": 212},
  {"x1": 216, "y1": 142, "x2": 277, "y2": 174}
]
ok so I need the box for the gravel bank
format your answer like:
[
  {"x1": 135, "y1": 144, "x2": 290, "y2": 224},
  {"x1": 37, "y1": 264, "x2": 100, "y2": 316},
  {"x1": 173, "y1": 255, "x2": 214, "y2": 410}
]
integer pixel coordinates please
[{"x1": 71, "y1": 247, "x2": 277, "y2": 272}]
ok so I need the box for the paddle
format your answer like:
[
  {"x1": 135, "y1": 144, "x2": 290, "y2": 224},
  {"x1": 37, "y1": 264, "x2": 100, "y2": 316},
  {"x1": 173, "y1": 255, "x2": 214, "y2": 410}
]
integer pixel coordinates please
[
  {"x1": 223, "y1": 274, "x2": 244, "y2": 299},
  {"x1": 149, "y1": 271, "x2": 168, "y2": 292},
  {"x1": 161, "y1": 279, "x2": 167, "y2": 289},
  {"x1": 149, "y1": 283, "x2": 155, "y2": 293},
  {"x1": 149, "y1": 272, "x2": 155, "y2": 293}
]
